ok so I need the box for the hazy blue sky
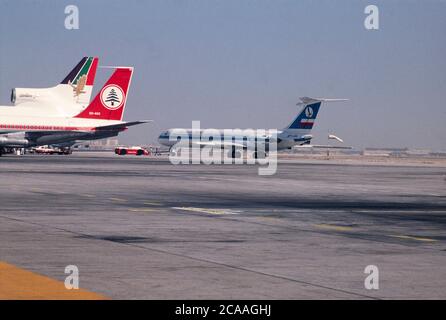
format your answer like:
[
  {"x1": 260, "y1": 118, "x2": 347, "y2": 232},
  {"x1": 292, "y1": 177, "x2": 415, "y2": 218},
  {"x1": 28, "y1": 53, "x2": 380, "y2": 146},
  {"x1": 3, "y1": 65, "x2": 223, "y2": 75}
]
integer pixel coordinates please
[{"x1": 0, "y1": 0, "x2": 445, "y2": 149}]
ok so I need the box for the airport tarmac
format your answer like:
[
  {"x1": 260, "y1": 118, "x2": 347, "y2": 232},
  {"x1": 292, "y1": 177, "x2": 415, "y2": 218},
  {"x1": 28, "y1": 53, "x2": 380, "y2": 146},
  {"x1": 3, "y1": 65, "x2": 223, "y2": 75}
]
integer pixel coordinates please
[{"x1": 1, "y1": 153, "x2": 446, "y2": 299}]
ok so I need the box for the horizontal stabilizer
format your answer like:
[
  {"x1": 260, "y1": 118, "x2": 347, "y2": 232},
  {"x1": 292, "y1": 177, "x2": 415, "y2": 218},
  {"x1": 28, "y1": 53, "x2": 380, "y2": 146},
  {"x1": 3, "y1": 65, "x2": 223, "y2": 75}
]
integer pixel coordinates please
[{"x1": 298, "y1": 97, "x2": 349, "y2": 105}]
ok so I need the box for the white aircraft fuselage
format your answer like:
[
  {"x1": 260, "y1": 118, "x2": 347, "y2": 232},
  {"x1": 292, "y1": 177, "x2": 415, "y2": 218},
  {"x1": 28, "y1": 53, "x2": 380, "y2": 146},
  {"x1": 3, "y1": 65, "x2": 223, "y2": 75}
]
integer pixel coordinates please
[
  {"x1": 0, "y1": 112, "x2": 126, "y2": 147},
  {"x1": 158, "y1": 128, "x2": 312, "y2": 152},
  {"x1": 157, "y1": 97, "x2": 347, "y2": 155}
]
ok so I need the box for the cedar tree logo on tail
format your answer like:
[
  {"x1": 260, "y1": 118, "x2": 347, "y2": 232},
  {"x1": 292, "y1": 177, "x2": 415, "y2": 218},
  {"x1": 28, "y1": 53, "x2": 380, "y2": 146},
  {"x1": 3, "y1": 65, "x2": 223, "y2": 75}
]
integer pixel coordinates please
[{"x1": 101, "y1": 85, "x2": 125, "y2": 110}]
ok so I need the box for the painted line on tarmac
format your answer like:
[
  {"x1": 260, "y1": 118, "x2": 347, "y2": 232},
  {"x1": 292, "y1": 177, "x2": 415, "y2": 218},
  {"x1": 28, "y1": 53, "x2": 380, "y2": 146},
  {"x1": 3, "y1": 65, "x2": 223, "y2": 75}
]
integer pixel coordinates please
[
  {"x1": 128, "y1": 208, "x2": 157, "y2": 213},
  {"x1": 315, "y1": 224, "x2": 355, "y2": 232},
  {"x1": 172, "y1": 207, "x2": 241, "y2": 215},
  {"x1": 390, "y1": 235, "x2": 437, "y2": 242},
  {"x1": 143, "y1": 201, "x2": 162, "y2": 206},
  {"x1": 0, "y1": 261, "x2": 107, "y2": 300},
  {"x1": 109, "y1": 197, "x2": 127, "y2": 202},
  {"x1": 53, "y1": 191, "x2": 68, "y2": 195}
]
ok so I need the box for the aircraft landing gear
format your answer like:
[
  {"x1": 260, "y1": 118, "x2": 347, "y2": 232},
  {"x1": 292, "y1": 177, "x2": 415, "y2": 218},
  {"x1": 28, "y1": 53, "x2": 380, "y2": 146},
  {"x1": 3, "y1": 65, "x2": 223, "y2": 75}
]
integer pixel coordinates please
[
  {"x1": 15, "y1": 148, "x2": 25, "y2": 156},
  {"x1": 254, "y1": 151, "x2": 267, "y2": 159},
  {"x1": 229, "y1": 146, "x2": 242, "y2": 159}
]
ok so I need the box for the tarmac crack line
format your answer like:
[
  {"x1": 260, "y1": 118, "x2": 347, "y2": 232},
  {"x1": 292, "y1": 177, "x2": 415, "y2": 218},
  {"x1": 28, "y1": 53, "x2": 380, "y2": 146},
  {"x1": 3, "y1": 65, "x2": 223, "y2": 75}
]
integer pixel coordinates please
[{"x1": 0, "y1": 214, "x2": 379, "y2": 300}]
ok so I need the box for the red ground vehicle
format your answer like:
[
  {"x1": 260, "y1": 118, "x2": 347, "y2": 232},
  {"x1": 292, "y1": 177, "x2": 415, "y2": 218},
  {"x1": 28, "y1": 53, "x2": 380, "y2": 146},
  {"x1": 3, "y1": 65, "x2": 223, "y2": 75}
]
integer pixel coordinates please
[{"x1": 115, "y1": 146, "x2": 150, "y2": 156}]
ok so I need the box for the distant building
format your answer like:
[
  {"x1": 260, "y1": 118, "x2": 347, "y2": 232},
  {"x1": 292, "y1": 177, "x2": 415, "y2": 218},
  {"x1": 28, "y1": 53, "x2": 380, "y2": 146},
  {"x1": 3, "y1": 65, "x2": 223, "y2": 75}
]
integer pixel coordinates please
[
  {"x1": 73, "y1": 138, "x2": 119, "y2": 150},
  {"x1": 362, "y1": 148, "x2": 408, "y2": 157},
  {"x1": 405, "y1": 149, "x2": 431, "y2": 156},
  {"x1": 430, "y1": 151, "x2": 446, "y2": 157},
  {"x1": 361, "y1": 148, "x2": 444, "y2": 158}
]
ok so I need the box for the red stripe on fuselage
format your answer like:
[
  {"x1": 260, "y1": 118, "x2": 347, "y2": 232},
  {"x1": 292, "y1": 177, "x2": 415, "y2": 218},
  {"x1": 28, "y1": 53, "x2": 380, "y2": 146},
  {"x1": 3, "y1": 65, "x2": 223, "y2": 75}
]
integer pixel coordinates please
[
  {"x1": 0, "y1": 124, "x2": 97, "y2": 132},
  {"x1": 0, "y1": 123, "x2": 127, "y2": 132}
]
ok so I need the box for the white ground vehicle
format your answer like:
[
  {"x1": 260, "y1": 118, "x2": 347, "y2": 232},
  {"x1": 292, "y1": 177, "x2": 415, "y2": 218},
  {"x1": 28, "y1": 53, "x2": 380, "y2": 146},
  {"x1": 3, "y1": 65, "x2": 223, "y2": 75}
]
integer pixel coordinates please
[{"x1": 31, "y1": 145, "x2": 72, "y2": 155}]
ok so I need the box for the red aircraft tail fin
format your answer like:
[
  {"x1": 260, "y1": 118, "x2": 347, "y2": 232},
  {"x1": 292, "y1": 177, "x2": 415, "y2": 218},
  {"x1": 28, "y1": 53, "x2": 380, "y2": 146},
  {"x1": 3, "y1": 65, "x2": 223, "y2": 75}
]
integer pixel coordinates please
[{"x1": 74, "y1": 67, "x2": 133, "y2": 121}]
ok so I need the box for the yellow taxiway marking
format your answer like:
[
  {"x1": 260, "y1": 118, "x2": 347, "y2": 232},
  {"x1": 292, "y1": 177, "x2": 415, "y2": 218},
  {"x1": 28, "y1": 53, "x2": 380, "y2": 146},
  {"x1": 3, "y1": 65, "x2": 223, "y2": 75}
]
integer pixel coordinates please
[
  {"x1": 0, "y1": 261, "x2": 106, "y2": 300},
  {"x1": 262, "y1": 216, "x2": 279, "y2": 220},
  {"x1": 143, "y1": 201, "x2": 162, "y2": 206},
  {"x1": 315, "y1": 224, "x2": 354, "y2": 232},
  {"x1": 390, "y1": 235, "x2": 437, "y2": 242},
  {"x1": 173, "y1": 207, "x2": 240, "y2": 215},
  {"x1": 109, "y1": 197, "x2": 127, "y2": 202},
  {"x1": 128, "y1": 208, "x2": 157, "y2": 213}
]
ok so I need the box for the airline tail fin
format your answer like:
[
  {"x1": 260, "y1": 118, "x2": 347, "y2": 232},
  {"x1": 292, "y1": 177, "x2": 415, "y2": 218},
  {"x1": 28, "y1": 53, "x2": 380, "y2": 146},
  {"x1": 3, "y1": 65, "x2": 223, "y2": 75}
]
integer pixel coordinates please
[
  {"x1": 60, "y1": 57, "x2": 98, "y2": 87},
  {"x1": 12, "y1": 57, "x2": 99, "y2": 107},
  {"x1": 284, "y1": 97, "x2": 348, "y2": 131},
  {"x1": 59, "y1": 56, "x2": 99, "y2": 105},
  {"x1": 74, "y1": 67, "x2": 133, "y2": 121}
]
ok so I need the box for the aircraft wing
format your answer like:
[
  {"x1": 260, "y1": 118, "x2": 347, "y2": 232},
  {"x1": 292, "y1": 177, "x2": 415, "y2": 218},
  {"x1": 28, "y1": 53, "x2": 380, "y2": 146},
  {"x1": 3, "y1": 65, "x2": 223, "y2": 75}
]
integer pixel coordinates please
[
  {"x1": 2, "y1": 121, "x2": 150, "y2": 136},
  {"x1": 94, "y1": 120, "x2": 152, "y2": 131},
  {"x1": 295, "y1": 145, "x2": 352, "y2": 150},
  {"x1": 194, "y1": 141, "x2": 245, "y2": 148}
]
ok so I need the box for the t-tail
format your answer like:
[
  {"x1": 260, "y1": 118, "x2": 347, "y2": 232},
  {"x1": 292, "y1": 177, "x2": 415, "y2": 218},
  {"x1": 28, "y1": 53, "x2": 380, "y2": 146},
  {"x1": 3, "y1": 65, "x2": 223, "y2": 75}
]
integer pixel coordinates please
[
  {"x1": 283, "y1": 97, "x2": 348, "y2": 137},
  {"x1": 74, "y1": 67, "x2": 133, "y2": 121}
]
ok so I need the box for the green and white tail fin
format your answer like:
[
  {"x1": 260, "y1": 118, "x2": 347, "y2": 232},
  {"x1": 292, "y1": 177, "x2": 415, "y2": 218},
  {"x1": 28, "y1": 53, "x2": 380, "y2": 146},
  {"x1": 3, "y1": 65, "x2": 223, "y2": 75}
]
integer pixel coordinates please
[
  {"x1": 59, "y1": 56, "x2": 99, "y2": 105},
  {"x1": 11, "y1": 57, "x2": 99, "y2": 115}
]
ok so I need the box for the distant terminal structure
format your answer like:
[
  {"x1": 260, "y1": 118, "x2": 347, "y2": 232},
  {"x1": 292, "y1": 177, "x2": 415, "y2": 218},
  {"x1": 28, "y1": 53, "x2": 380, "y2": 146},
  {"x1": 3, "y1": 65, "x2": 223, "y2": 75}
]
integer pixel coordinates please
[
  {"x1": 362, "y1": 148, "x2": 408, "y2": 157},
  {"x1": 73, "y1": 138, "x2": 119, "y2": 151},
  {"x1": 362, "y1": 148, "x2": 442, "y2": 158},
  {"x1": 283, "y1": 146, "x2": 446, "y2": 160}
]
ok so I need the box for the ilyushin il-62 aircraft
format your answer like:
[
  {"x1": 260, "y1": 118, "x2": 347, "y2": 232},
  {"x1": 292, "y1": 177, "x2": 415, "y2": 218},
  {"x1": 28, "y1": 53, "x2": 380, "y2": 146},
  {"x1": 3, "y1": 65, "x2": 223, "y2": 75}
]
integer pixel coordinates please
[{"x1": 158, "y1": 97, "x2": 348, "y2": 158}]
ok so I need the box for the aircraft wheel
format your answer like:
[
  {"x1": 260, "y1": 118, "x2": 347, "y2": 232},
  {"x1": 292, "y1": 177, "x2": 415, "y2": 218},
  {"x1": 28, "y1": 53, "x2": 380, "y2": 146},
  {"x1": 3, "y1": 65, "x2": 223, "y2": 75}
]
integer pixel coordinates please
[
  {"x1": 254, "y1": 151, "x2": 266, "y2": 159},
  {"x1": 229, "y1": 150, "x2": 242, "y2": 158}
]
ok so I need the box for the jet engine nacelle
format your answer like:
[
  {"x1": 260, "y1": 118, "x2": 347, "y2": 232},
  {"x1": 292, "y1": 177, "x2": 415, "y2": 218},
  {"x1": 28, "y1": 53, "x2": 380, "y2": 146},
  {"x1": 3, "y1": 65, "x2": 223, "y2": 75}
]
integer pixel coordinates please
[
  {"x1": 11, "y1": 88, "x2": 47, "y2": 105},
  {"x1": 11, "y1": 85, "x2": 87, "y2": 108},
  {"x1": 0, "y1": 136, "x2": 29, "y2": 147}
]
